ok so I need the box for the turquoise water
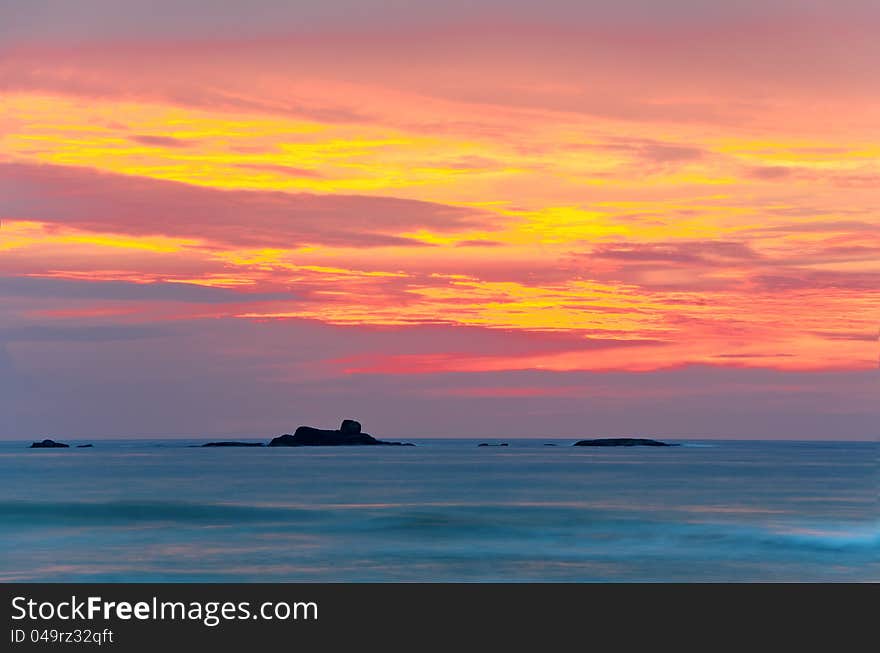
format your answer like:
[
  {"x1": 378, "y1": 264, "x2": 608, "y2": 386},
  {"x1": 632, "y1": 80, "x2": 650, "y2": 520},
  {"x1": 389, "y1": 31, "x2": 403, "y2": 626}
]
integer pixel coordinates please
[{"x1": 1, "y1": 439, "x2": 877, "y2": 581}]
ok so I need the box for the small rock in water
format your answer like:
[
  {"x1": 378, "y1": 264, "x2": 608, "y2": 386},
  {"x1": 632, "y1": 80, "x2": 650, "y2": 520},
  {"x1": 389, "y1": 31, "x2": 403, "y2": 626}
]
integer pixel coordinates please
[
  {"x1": 573, "y1": 438, "x2": 676, "y2": 447},
  {"x1": 30, "y1": 439, "x2": 69, "y2": 449},
  {"x1": 268, "y1": 419, "x2": 413, "y2": 447},
  {"x1": 201, "y1": 441, "x2": 265, "y2": 447}
]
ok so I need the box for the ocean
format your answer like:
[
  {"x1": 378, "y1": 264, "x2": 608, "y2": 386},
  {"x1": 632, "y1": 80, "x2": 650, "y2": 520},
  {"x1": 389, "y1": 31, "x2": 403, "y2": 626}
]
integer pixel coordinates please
[{"x1": 1, "y1": 438, "x2": 877, "y2": 582}]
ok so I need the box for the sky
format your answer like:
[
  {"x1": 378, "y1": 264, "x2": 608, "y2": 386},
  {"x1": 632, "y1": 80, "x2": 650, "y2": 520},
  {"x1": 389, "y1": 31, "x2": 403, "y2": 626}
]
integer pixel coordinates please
[{"x1": 0, "y1": 1, "x2": 877, "y2": 439}]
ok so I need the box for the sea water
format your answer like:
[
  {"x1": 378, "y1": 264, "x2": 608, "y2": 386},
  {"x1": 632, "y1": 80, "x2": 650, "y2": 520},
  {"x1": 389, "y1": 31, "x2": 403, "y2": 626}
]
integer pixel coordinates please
[{"x1": 0, "y1": 439, "x2": 876, "y2": 581}]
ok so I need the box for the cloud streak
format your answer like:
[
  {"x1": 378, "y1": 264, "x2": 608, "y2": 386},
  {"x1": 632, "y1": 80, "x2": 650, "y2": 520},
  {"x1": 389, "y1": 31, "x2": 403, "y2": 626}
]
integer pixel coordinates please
[{"x1": 0, "y1": 162, "x2": 492, "y2": 248}]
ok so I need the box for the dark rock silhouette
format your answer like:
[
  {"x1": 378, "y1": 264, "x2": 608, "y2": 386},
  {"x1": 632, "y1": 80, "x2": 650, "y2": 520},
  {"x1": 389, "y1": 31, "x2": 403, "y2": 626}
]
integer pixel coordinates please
[
  {"x1": 76, "y1": 444, "x2": 93, "y2": 448},
  {"x1": 478, "y1": 443, "x2": 509, "y2": 447},
  {"x1": 202, "y1": 441, "x2": 264, "y2": 447},
  {"x1": 573, "y1": 438, "x2": 677, "y2": 447},
  {"x1": 268, "y1": 420, "x2": 413, "y2": 447},
  {"x1": 543, "y1": 443, "x2": 558, "y2": 446},
  {"x1": 30, "y1": 439, "x2": 69, "y2": 448}
]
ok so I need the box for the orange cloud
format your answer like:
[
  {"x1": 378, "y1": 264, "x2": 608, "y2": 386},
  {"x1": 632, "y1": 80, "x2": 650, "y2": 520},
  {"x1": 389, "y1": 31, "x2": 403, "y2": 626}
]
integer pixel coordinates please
[{"x1": 1, "y1": 21, "x2": 877, "y2": 381}]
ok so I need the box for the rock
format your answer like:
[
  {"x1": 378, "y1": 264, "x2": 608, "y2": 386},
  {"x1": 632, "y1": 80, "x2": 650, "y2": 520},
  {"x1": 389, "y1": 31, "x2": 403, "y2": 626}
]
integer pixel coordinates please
[
  {"x1": 76, "y1": 444, "x2": 94, "y2": 448},
  {"x1": 478, "y1": 443, "x2": 509, "y2": 447},
  {"x1": 268, "y1": 421, "x2": 413, "y2": 447},
  {"x1": 201, "y1": 441, "x2": 264, "y2": 447},
  {"x1": 573, "y1": 438, "x2": 677, "y2": 447},
  {"x1": 543, "y1": 443, "x2": 558, "y2": 446},
  {"x1": 30, "y1": 439, "x2": 69, "y2": 448}
]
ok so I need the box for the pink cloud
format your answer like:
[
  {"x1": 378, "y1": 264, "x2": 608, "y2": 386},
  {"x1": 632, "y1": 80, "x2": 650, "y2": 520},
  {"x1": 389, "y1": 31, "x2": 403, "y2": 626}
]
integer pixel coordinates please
[
  {"x1": 129, "y1": 134, "x2": 194, "y2": 148},
  {"x1": 331, "y1": 338, "x2": 665, "y2": 375},
  {"x1": 0, "y1": 162, "x2": 493, "y2": 248},
  {"x1": 232, "y1": 163, "x2": 324, "y2": 178},
  {"x1": 2, "y1": 13, "x2": 876, "y2": 130}
]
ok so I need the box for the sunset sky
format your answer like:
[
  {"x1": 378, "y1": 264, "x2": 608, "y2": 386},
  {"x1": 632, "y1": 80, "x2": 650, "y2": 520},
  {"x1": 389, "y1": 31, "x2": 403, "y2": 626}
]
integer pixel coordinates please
[{"x1": 1, "y1": 0, "x2": 877, "y2": 439}]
